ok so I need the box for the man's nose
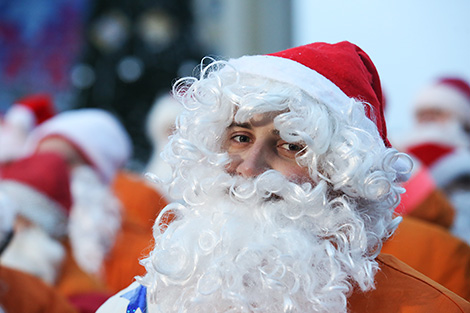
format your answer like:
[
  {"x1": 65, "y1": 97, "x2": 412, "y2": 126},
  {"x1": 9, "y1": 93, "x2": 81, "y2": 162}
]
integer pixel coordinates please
[{"x1": 235, "y1": 145, "x2": 270, "y2": 178}]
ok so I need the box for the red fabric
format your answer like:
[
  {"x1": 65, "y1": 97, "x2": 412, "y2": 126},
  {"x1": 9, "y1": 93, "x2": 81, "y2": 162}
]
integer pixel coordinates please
[
  {"x1": 269, "y1": 41, "x2": 390, "y2": 147},
  {"x1": 407, "y1": 142, "x2": 454, "y2": 168},
  {"x1": 0, "y1": 152, "x2": 72, "y2": 213},
  {"x1": 68, "y1": 292, "x2": 113, "y2": 313},
  {"x1": 15, "y1": 93, "x2": 55, "y2": 125},
  {"x1": 398, "y1": 164, "x2": 436, "y2": 215}
]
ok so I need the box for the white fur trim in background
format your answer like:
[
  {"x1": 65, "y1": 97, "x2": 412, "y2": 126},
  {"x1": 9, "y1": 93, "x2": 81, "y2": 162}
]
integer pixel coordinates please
[
  {"x1": 0, "y1": 182, "x2": 67, "y2": 238},
  {"x1": 227, "y1": 55, "x2": 352, "y2": 117},
  {"x1": 413, "y1": 84, "x2": 470, "y2": 126},
  {"x1": 430, "y1": 148, "x2": 470, "y2": 188},
  {"x1": 4, "y1": 105, "x2": 37, "y2": 131},
  {"x1": 26, "y1": 109, "x2": 132, "y2": 183}
]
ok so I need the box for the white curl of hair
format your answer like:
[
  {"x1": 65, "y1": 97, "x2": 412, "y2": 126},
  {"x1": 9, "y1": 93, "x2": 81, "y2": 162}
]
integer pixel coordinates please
[{"x1": 139, "y1": 59, "x2": 410, "y2": 312}]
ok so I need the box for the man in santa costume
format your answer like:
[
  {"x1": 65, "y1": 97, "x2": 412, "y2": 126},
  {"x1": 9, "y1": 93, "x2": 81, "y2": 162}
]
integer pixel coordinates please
[
  {"x1": 398, "y1": 77, "x2": 470, "y2": 245},
  {"x1": 98, "y1": 42, "x2": 470, "y2": 312},
  {"x1": 25, "y1": 109, "x2": 130, "y2": 281},
  {"x1": 0, "y1": 152, "x2": 107, "y2": 312},
  {"x1": 25, "y1": 108, "x2": 168, "y2": 293},
  {"x1": 0, "y1": 178, "x2": 78, "y2": 313}
]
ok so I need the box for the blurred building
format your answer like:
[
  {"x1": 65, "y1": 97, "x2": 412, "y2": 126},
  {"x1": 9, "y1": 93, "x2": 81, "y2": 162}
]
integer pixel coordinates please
[
  {"x1": 0, "y1": 0, "x2": 89, "y2": 112},
  {"x1": 192, "y1": 0, "x2": 292, "y2": 57}
]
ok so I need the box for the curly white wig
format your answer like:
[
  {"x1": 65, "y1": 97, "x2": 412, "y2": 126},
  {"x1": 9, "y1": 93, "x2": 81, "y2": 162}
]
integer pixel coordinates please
[{"x1": 139, "y1": 58, "x2": 411, "y2": 313}]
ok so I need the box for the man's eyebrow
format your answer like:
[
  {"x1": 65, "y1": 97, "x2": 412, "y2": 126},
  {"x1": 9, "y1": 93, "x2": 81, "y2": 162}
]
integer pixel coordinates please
[{"x1": 228, "y1": 122, "x2": 252, "y2": 129}]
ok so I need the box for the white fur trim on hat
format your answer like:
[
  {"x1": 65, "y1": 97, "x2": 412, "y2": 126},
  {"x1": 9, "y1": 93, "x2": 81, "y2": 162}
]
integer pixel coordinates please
[
  {"x1": 4, "y1": 105, "x2": 36, "y2": 132},
  {"x1": 414, "y1": 84, "x2": 470, "y2": 126},
  {"x1": 26, "y1": 109, "x2": 132, "y2": 183},
  {"x1": 0, "y1": 182, "x2": 68, "y2": 238},
  {"x1": 227, "y1": 55, "x2": 352, "y2": 117},
  {"x1": 226, "y1": 55, "x2": 385, "y2": 148}
]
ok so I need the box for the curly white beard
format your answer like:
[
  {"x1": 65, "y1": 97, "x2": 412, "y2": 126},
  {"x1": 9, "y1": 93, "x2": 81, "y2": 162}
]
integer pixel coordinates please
[
  {"x1": 139, "y1": 171, "x2": 381, "y2": 313},
  {"x1": 1, "y1": 225, "x2": 65, "y2": 285},
  {"x1": 404, "y1": 120, "x2": 470, "y2": 150},
  {"x1": 68, "y1": 165, "x2": 122, "y2": 276}
]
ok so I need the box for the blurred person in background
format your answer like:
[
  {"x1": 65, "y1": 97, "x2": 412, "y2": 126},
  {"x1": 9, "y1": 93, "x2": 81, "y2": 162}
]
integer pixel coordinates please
[
  {"x1": 0, "y1": 184, "x2": 78, "y2": 313},
  {"x1": 98, "y1": 42, "x2": 470, "y2": 313},
  {"x1": 395, "y1": 159, "x2": 455, "y2": 229},
  {"x1": 145, "y1": 92, "x2": 183, "y2": 200},
  {"x1": 382, "y1": 115, "x2": 470, "y2": 301},
  {"x1": 26, "y1": 109, "x2": 129, "y2": 281},
  {"x1": 0, "y1": 152, "x2": 106, "y2": 313},
  {"x1": 0, "y1": 93, "x2": 56, "y2": 162},
  {"x1": 25, "y1": 108, "x2": 168, "y2": 293},
  {"x1": 397, "y1": 77, "x2": 470, "y2": 245},
  {"x1": 384, "y1": 90, "x2": 456, "y2": 230},
  {"x1": 383, "y1": 78, "x2": 470, "y2": 300}
]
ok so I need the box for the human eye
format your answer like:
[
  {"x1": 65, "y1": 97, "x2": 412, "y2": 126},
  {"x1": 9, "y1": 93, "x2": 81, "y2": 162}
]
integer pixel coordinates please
[
  {"x1": 232, "y1": 134, "x2": 251, "y2": 143},
  {"x1": 223, "y1": 128, "x2": 253, "y2": 153},
  {"x1": 280, "y1": 142, "x2": 304, "y2": 151},
  {"x1": 278, "y1": 142, "x2": 305, "y2": 158}
]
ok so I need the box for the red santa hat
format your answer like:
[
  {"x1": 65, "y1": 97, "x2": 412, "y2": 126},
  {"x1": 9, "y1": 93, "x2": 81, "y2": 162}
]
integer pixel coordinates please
[
  {"x1": 227, "y1": 41, "x2": 390, "y2": 147},
  {"x1": 26, "y1": 108, "x2": 133, "y2": 183},
  {"x1": 4, "y1": 94, "x2": 56, "y2": 131},
  {"x1": 413, "y1": 77, "x2": 470, "y2": 128},
  {"x1": 0, "y1": 153, "x2": 72, "y2": 238}
]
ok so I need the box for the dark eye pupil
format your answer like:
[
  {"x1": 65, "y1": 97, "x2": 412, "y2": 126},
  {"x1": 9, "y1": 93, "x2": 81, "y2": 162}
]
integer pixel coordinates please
[
  {"x1": 289, "y1": 144, "x2": 300, "y2": 151},
  {"x1": 239, "y1": 135, "x2": 249, "y2": 142}
]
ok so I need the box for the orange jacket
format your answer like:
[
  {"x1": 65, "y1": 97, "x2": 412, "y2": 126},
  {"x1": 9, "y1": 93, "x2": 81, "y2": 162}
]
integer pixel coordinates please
[
  {"x1": 405, "y1": 189, "x2": 455, "y2": 229},
  {"x1": 381, "y1": 216, "x2": 470, "y2": 301},
  {"x1": 55, "y1": 242, "x2": 111, "y2": 313},
  {"x1": 398, "y1": 163, "x2": 455, "y2": 229},
  {"x1": 56, "y1": 242, "x2": 109, "y2": 297},
  {"x1": 0, "y1": 266, "x2": 78, "y2": 313},
  {"x1": 96, "y1": 254, "x2": 470, "y2": 313},
  {"x1": 104, "y1": 171, "x2": 168, "y2": 292},
  {"x1": 348, "y1": 254, "x2": 470, "y2": 313}
]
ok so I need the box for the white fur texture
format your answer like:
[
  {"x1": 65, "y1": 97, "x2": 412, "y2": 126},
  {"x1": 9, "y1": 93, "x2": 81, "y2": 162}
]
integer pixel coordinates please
[
  {"x1": 1, "y1": 225, "x2": 65, "y2": 285},
  {"x1": 68, "y1": 165, "x2": 122, "y2": 275}
]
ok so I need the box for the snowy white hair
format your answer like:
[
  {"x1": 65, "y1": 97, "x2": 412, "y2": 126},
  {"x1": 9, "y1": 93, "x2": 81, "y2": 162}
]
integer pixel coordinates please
[
  {"x1": 139, "y1": 59, "x2": 410, "y2": 313},
  {"x1": 166, "y1": 59, "x2": 407, "y2": 237}
]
